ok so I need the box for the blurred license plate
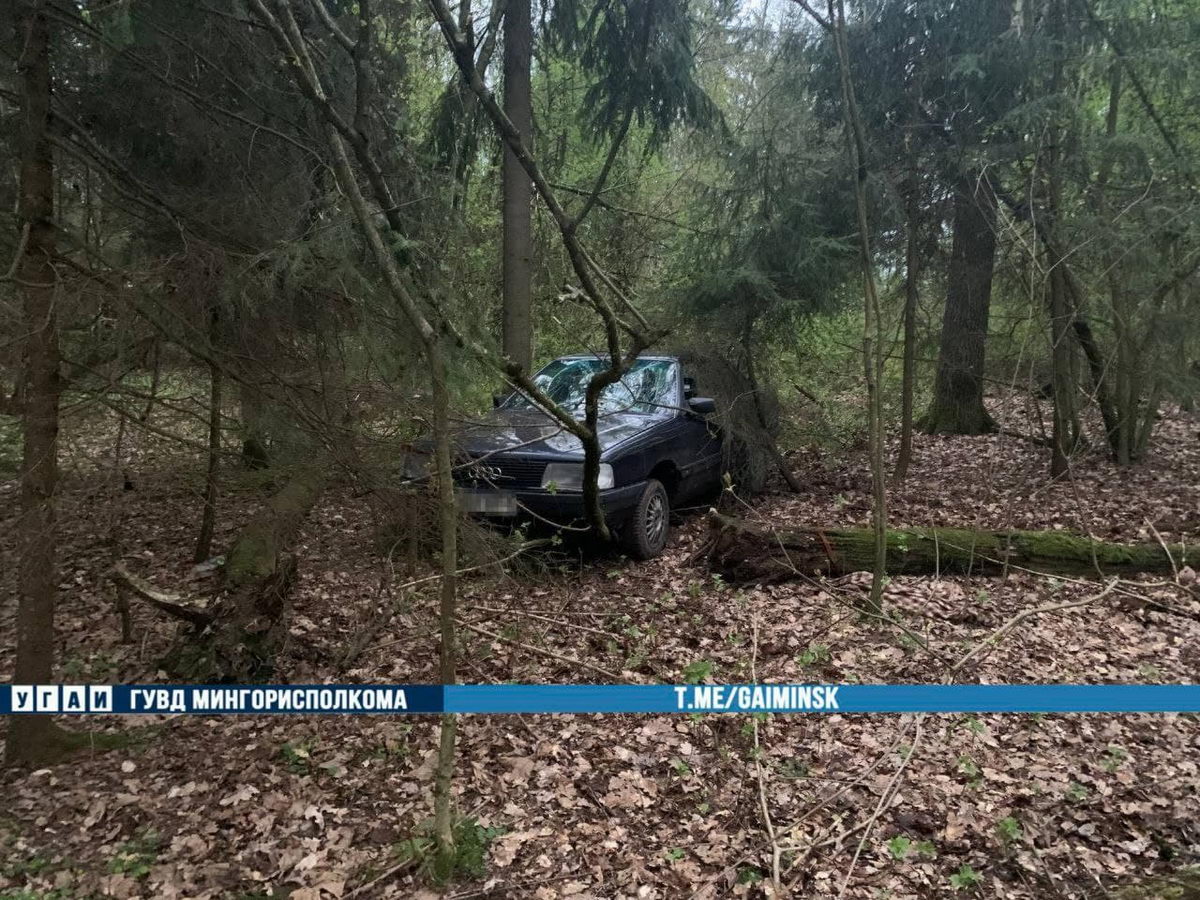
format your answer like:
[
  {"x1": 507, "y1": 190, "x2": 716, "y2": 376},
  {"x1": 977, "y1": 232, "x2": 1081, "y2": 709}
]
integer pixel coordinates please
[{"x1": 459, "y1": 490, "x2": 518, "y2": 516}]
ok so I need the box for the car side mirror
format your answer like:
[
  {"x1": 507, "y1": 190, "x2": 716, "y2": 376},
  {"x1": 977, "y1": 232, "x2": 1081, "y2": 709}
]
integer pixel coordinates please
[
  {"x1": 492, "y1": 393, "x2": 505, "y2": 409},
  {"x1": 688, "y1": 397, "x2": 716, "y2": 415}
]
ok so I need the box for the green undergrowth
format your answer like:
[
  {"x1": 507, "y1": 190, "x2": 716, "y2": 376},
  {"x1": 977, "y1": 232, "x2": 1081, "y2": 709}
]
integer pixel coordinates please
[{"x1": 374, "y1": 817, "x2": 505, "y2": 887}]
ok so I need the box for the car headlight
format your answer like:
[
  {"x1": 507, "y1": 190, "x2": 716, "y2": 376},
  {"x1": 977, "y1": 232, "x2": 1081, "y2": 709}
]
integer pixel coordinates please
[{"x1": 541, "y1": 462, "x2": 614, "y2": 491}]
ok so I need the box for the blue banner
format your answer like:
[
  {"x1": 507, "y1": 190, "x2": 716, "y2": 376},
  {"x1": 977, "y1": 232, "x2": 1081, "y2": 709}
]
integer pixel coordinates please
[{"x1": 3, "y1": 684, "x2": 1200, "y2": 715}]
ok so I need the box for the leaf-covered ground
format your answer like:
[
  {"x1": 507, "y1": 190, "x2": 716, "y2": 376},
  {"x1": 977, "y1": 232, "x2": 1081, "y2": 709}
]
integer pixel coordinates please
[{"x1": 1, "y1": 401, "x2": 1198, "y2": 899}]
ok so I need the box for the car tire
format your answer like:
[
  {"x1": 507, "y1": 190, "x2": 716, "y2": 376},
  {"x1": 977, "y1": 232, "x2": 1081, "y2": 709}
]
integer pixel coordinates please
[{"x1": 621, "y1": 478, "x2": 670, "y2": 560}]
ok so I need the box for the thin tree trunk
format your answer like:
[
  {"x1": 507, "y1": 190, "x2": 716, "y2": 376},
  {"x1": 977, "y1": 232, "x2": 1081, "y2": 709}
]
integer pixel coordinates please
[
  {"x1": 1046, "y1": 0, "x2": 1075, "y2": 478},
  {"x1": 744, "y1": 321, "x2": 802, "y2": 492},
  {"x1": 827, "y1": 0, "x2": 887, "y2": 615},
  {"x1": 1048, "y1": 265, "x2": 1074, "y2": 477},
  {"x1": 924, "y1": 172, "x2": 999, "y2": 435},
  {"x1": 501, "y1": 0, "x2": 533, "y2": 372},
  {"x1": 194, "y1": 323, "x2": 222, "y2": 562},
  {"x1": 429, "y1": 340, "x2": 459, "y2": 877},
  {"x1": 140, "y1": 339, "x2": 161, "y2": 423},
  {"x1": 8, "y1": 0, "x2": 71, "y2": 766},
  {"x1": 895, "y1": 168, "x2": 921, "y2": 481}
]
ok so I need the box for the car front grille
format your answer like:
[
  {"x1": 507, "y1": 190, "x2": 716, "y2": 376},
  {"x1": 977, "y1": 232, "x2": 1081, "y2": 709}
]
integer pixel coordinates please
[{"x1": 453, "y1": 455, "x2": 546, "y2": 489}]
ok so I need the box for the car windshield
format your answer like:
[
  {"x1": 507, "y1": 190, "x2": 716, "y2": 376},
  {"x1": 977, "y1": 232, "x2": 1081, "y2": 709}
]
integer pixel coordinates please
[{"x1": 503, "y1": 357, "x2": 678, "y2": 416}]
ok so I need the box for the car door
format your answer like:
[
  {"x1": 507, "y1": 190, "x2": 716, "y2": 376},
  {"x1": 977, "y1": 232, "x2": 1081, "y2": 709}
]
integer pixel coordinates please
[{"x1": 674, "y1": 370, "x2": 723, "y2": 502}]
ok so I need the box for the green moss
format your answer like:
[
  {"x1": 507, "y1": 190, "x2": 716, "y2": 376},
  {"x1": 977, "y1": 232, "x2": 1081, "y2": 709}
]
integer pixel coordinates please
[
  {"x1": 224, "y1": 528, "x2": 278, "y2": 584},
  {"x1": 815, "y1": 526, "x2": 1180, "y2": 577},
  {"x1": 1111, "y1": 868, "x2": 1200, "y2": 899}
]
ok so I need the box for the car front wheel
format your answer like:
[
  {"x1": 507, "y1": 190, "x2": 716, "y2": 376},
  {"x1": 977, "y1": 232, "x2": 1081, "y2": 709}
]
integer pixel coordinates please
[{"x1": 621, "y1": 478, "x2": 670, "y2": 560}]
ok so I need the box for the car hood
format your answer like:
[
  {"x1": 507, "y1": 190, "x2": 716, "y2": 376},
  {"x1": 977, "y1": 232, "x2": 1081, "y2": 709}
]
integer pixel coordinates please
[{"x1": 454, "y1": 407, "x2": 662, "y2": 459}]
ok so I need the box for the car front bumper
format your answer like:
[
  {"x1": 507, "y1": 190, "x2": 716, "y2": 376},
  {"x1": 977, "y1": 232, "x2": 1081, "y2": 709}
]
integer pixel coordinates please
[{"x1": 458, "y1": 482, "x2": 646, "y2": 527}]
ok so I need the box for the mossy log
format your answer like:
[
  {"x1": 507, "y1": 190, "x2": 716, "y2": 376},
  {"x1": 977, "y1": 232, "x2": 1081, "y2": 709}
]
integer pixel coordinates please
[
  {"x1": 704, "y1": 512, "x2": 1188, "y2": 582},
  {"x1": 175, "y1": 467, "x2": 326, "y2": 681}
]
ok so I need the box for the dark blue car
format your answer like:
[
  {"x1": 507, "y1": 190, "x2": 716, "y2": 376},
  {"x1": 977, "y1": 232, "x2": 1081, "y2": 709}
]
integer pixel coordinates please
[{"x1": 414, "y1": 354, "x2": 724, "y2": 559}]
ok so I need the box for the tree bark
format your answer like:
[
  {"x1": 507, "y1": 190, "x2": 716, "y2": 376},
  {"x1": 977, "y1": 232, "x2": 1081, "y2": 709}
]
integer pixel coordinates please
[
  {"x1": 194, "y1": 330, "x2": 222, "y2": 562},
  {"x1": 703, "y1": 513, "x2": 1187, "y2": 583},
  {"x1": 895, "y1": 164, "x2": 922, "y2": 480},
  {"x1": 1045, "y1": 0, "x2": 1076, "y2": 478},
  {"x1": 501, "y1": 0, "x2": 533, "y2": 373},
  {"x1": 1048, "y1": 265, "x2": 1075, "y2": 477},
  {"x1": 7, "y1": 0, "x2": 72, "y2": 767},
  {"x1": 827, "y1": 0, "x2": 888, "y2": 615},
  {"x1": 924, "y1": 172, "x2": 998, "y2": 435}
]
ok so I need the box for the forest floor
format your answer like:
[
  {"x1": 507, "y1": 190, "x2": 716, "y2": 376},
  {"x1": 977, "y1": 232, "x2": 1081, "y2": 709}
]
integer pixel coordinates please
[{"x1": 1, "y1": 397, "x2": 1199, "y2": 899}]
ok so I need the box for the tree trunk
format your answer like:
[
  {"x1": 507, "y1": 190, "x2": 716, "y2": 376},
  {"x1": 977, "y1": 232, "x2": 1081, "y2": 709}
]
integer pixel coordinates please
[
  {"x1": 1048, "y1": 265, "x2": 1075, "y2": 477},
  {"x1": 703, "y1": 513, "x2": 1187, "y2": 583},
  {"x1": 7, "y1": 0, "x2": 72, "y2": 767},
  {"x1": 429, "y1": 341, "x2": 460, "y2": 880},
  {"x1": 1045, "y1": 0, "x2": 1075, "y2": 479},
  {"x1": 501, "y1": 0, "x2": 533, "y2": 373},
  {"x1": 895, "y1": 167, "x2": 921, "y2": 481},
  {"x1": 194, "y1": 343, "x2": 222, "y2": 562},
  {"x1": 167, "y1": 467, "x2": 326, "y2": 681},
  {"x1": 743, "y1": 322, "x2": 802, "y2": 493},
  {"x1": 923, "y1": 172, "x2": 998, "y2": 435},
  {"x1": 828, "y1": 0, "x2": 887, "y2": 615}
]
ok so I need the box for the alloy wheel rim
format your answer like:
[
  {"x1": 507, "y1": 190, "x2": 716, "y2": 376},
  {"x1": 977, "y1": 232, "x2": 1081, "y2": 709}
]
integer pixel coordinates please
[{"x1": 646, "y1": 493, "x2": 667, "y2": 547}]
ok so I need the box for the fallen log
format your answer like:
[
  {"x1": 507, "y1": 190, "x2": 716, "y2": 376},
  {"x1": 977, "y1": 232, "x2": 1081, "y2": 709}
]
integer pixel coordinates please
[
  {"x1": 110, "y1": 562, "x2": 214, "y2": 627},
  {"x1": 703, "y1": 512, "x2": 1189, "y2": 582},
  {"x1": 132, "y1": 466, "x2": 327, "y2": 681}
]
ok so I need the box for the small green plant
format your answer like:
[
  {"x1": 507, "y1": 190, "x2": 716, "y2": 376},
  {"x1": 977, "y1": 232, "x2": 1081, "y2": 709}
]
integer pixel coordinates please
[
  {"x1": 960, "y1": 758, "x2": 979, "y2": 787},
  {"x1": 736, "y1": 865, "x2": 764, "y2": 885},
  {"x1": 740, "y1": 712, "x2": 768, "y2": 738},
  {"x1": 681, "y1": 660, "x2": 713, "y2": 684},
  {"x1": 393, "y1": 818, "x2": 505, "y2": 885},
  {"x1": 1065, "y1": 782, "x2": 1089, "y2": 803},
  {"x1": 914, "y1": 840, "x2": 937, "y2": 858},
  {"x1": 898, "y1": 632, "x2": 922, "y2": 651},
  {"x1": 887, "y1": 836, "x2": 912, "y2": 859},
  {"x1": 962, "y1": 715, "x2": 986, "y2": 736},
  {"x1": 1137, "y1": 663, "x2": 1163, "y2": 681},
  {"x1": 777, "y1": 757, "x2": 810, "y2": 779},
  {"x1": 995, "y1": 817, "x2": 1022, "y2": 844},
  {"x1": 687, "y1": 580, "x2": 704, "y2": 599},
  {"x1": 1, "y1": 855, "x2": 52, "y2": 879},
  {"x1": 1101, "y1": 744, "x2": 1128, "y2": 773},
  {"x1": 668, "y1": 757, "x2": 692, "y2": 777},
  {"x1": 797, "y1": 643, "x2": 831, "y2": 667},
  {"x1": 279, "y1": 739, "x2": 315, "y2": 773},
  {"x1": 107, "y1": 829, "x2": 161, "y2": 880},
  {"x1": 949, "y1": 863, "x2": 982, "y2": 890},
  {"x1": 665, "y1": 848, "x2": 686, "y2": 861}
]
